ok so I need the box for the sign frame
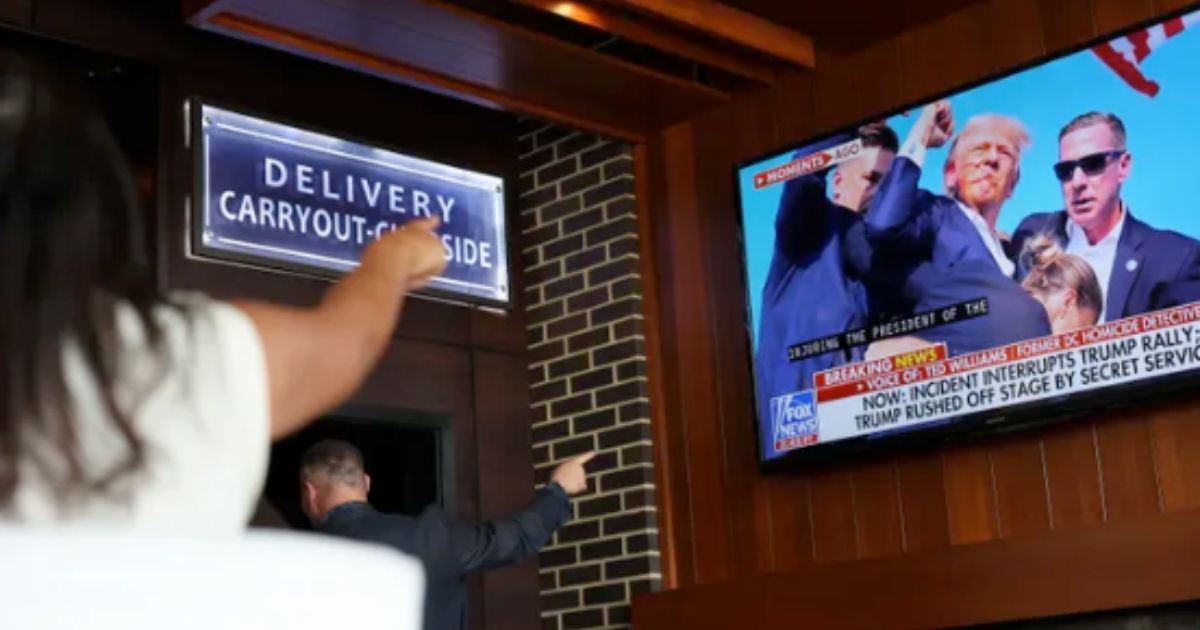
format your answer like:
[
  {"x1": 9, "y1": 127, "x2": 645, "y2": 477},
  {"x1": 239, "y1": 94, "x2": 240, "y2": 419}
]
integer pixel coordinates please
[{"x1": 187, "y1": 98, "x2": 513, "y2": 309}]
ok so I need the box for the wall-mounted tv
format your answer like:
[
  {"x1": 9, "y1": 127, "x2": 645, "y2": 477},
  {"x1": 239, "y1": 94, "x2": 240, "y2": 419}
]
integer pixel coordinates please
[{"x1": 738, "y1": 6, "x2": 1200, "y2": 465}]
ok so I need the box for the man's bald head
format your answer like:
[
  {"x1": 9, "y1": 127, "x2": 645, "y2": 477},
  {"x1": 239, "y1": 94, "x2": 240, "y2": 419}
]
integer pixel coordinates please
[{"x1": 299, "y1": 439, "x2": 370, "y2": 523}]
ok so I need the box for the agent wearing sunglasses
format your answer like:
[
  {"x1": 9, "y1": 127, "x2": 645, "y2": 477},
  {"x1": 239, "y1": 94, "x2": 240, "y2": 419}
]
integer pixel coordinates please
[{"x1": 1011, "y1": 111, "x2": 1200, "y2": 322}]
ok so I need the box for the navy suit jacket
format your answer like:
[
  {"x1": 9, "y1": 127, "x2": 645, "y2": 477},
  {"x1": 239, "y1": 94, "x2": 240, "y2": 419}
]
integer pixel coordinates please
[
  {"x1": 755, "y1": 134, "x2": 876, "y2": 438},
  {"x1": 1010, "y1": 210, "x2": 1200, "y2": 321},
  {"x1": 319, "y1": 485, "x2": 571, "y2": 630},
  {"x1": 865, "y1": 156, "x2": 1003, "y2": 269},
  {"x1": 864, "y1": 156, "x2": 1051, "y2": 352}
]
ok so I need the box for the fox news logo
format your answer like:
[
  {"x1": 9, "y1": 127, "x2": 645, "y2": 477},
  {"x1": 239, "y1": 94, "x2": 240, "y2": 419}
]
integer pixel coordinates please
[{"x1": 770, "y1": 390, "x2": 818, "y2": 452}]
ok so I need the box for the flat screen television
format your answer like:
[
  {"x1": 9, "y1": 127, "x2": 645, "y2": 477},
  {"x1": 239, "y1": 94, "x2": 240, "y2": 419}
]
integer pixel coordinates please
[{"x1": 737, "y1": 5, "x2": 1200, "y2": 466}]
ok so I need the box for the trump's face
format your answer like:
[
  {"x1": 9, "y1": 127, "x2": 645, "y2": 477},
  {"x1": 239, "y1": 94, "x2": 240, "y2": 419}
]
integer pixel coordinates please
[
  {"x1": 1057, "y1": 123, "x2": 1130, "y2": 238},
  {"x1": 831, "y1": 146, "x2": 896, "y2": 212},
  {"x1": 951, "y1": 128, "x2": 1020, "y2": 211}
]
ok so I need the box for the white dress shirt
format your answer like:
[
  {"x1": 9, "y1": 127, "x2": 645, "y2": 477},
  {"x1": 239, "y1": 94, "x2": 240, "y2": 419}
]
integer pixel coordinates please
[
  {"x1": 1065, "y1": 209, "x2": 1127, "y2": 322},
  {"x1": 957, "y1": 201, "x2": 1016, "y2": 278}
]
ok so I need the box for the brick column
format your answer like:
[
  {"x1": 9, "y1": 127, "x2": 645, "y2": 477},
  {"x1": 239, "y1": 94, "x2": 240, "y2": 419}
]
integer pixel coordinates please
[{"x1": 518, "y1": 121, "x2": 661, "y2": 630}]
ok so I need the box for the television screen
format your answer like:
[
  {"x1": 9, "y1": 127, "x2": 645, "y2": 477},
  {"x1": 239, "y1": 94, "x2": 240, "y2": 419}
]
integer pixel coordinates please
[{"x1": 738, "y1": 7, "x2": 1200, "y2": 464}]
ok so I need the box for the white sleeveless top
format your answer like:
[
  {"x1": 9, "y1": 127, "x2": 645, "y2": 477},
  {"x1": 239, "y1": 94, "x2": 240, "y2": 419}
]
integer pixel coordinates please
[{"x1": 9, "y1": 293, "x2": 271, "y2": 535}]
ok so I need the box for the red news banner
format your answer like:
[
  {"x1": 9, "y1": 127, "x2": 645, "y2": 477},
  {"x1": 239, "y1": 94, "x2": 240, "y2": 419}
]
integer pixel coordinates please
[
  {"x1": 752, "y1": 139, "x2": 864, "y2": 189},
  {"x1": 809, "y1": 303, "x2": 1200, "y2": 444}
]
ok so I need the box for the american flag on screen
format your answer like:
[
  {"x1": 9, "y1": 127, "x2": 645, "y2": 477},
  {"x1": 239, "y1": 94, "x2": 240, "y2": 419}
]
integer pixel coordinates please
[{"x1": 1092, "y1": 11, "x2": 1200, "y2": 97}]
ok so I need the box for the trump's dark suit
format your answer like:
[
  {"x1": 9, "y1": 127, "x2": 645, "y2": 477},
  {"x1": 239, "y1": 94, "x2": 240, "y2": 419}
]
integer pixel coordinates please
[
  {"x1": 865, "y1": 156, "x2": 1001, "y2": 269},
  {"x1": 319, "y1": 484, "x2": 571, "y2": 630},
  {"x1": 864, "y1": 155, "x2": 1051, "y2": 353},
  {"x1": 1011, "y1": 210, "x2": 1200, "y2": 321}
]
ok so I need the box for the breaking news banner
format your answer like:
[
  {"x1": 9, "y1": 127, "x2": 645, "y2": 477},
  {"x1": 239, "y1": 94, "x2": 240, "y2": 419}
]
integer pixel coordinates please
[
  {"x1": 788, "y1": 299, "x2": 988, "y2": 361},
  {"x1": 804, "y1": 303, "x2": 1200, "y2": 444}
]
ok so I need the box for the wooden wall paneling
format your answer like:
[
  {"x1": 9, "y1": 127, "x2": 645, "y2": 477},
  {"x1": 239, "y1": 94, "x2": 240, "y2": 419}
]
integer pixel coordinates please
[
  {"x1": 648, "y1": 125, "x2": 697, "y2": 588},
  {"x1": 983, "y1": 0, "x2": 1047, "y2": 68},
  {"x1": 850, "y1": 462, "x2": 904, "y2": 559},
  {"x1": 474, "y1": 350, "x2": 540, "y2": 630},
  {"x1": 765, "y1": 475, "x2": 814, "y2": 572},
  {"x1": 1155, "y1": 0, "x2": 1199, "y2": 16},
  {"x1": 512, "y1": 0, "x2": 778, "y2": 84},
  {"x1": 769, "y1": 70, "x2": 816, "y2": 148},
  {"x1": 808, "y1": 470, "x2": 858, "y2": 563},
  {"x1": 689, "y1": 99, "x2": 751, "y2": 578},
  {"x1": 1095, "y1": 414, "x2": 1162, "y2": 522},
  {"x1": 1149, "y1": 402, "x2": 1200, "y2": 513},
  {"x1": 811, "y1": 39, "x2": 906, "y2": 132},
  {"x1": 896, "y1": 454, "x2": 951, "y2": 552},
  {"x1": 942, "y1": 445, "x2": 999, "y2": 545},
  {"x1": 634, "y1": 508, "x2": 1200, "y2": 630},
  {"x1": 1041, "y1": 424, "x2": 1106, "y2": 530},
  {"x1": 655, "y1": 121, "x2": 719, "y2": 586},
  {"x1": 469, "y1": 306, "x2": 526, "y2": 355},
  {"x1": 603, "y1": 0, "x2": 816, "y2": 68},
  {"x1": 714, "y1": 88, "x2": 781, "y2": 577},
  {"x1": 988, "y1": 438, "x2": 1051, "y2": 539},
  {"x1": 635, "y1": 137, "x2": 682, "y2": 588},
  {"x1": 1036, "y1": 0, "x2": 1098, "y2": 54},
  {"x1": 1090, "y1": 0, "x2": 1159, "y2": 34},
  {"x1": 896, "y1": 2, "x2": 996, "y2": 108},
  {"x1": 685, "y1": 101, "x2": 748, "y2": 583}
]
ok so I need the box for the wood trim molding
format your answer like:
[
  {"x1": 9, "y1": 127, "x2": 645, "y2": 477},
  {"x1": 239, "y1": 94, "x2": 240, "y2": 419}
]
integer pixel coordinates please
[
  {"x1": 633, "y1": 509, "x2": 1200, "y2": 629},
  {"x1": 511, "y1": 0, "x2": 778, "y2": 84},
  {"x1": 603, "y1": 0, "x2": 815, "y2": 68},
  {"x1": 202, "y1": 11, "x2": 649, "y2": 143}
]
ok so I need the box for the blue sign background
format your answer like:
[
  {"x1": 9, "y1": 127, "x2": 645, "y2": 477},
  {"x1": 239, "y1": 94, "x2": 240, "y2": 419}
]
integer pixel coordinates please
[{"x1": 196, "y1": 104, "x2": 509, "y2": 304}]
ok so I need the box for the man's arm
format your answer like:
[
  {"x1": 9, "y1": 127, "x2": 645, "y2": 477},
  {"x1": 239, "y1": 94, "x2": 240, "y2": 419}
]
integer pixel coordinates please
[
  {"x1": 863, "y1": 101, "x2": 952, "y2": 250},
  {"x1": 773, "y1": 134, "x2": 856, "y2": 262},
  {"x1": 448, "y1": 452, "x2": 592, "y2": 576},
  {"x1": 862, "y1": 156, "x2": 934, "y2": 247},
  {"x1": 233, "y1": 218, "x2": 447, "y2": 439}
]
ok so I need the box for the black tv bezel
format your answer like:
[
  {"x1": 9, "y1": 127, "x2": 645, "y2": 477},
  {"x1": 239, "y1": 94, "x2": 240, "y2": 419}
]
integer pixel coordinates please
[
  {"x1": 733, "y1": 1, "x2": 1200, "y2": 472},
  {"x1": 187, "y1": 98, "x2": 514, "y2": 310}
]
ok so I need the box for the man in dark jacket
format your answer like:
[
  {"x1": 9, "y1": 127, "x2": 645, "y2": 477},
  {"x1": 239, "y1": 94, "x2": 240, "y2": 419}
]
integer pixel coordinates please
[
  {"x1": 299, "y1": 439, "x2": 592, "y2": 630},
  {"x1": 1010, "y1": 111, "x2": 1200, "y2": 321}
]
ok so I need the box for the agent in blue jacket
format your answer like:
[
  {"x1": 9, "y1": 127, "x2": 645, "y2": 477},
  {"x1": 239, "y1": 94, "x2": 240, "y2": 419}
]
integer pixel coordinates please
[{"x1": 754, "y1": 124, "x2": 897, "y2": 440}]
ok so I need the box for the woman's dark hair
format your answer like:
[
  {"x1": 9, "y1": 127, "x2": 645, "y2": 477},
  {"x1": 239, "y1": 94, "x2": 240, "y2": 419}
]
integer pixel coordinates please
[{"x1": 0, "y1": 54, "x2": 166, "y2": 509}]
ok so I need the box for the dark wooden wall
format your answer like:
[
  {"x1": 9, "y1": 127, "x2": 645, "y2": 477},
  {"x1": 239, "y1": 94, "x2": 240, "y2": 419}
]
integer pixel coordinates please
[
  {"x1": 639, "y1": 0, "x2": 1200, "y2": 625},
  {"x1": 0, "y1": 2, "x2": 537, "y2": 629}
]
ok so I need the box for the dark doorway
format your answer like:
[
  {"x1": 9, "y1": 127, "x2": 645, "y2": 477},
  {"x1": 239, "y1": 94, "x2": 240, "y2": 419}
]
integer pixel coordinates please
[{"x1": 260, "y1": 414, "x2": 444, "y2": 530}]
